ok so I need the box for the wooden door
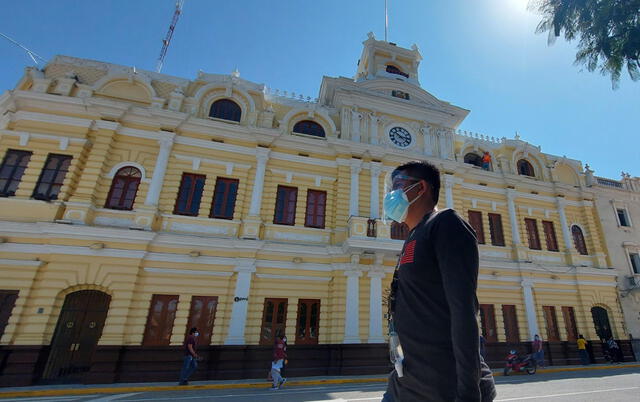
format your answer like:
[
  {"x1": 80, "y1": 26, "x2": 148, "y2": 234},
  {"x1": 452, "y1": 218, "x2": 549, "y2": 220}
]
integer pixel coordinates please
[
  {"x1": 42, "y1": 290, "x2": 110, "y2": 382},
  {"x1": 260, "y1": 298, "x2": 287, "y2": 345}
]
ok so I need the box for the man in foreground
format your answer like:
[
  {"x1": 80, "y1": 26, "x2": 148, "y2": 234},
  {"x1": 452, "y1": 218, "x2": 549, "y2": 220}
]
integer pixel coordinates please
[
  {"x1": 179, "y1": 327, "x2": 200, "y2": 385},
  {"x1": 382, "y1": 161, "x2": 496, "y2": 401}
]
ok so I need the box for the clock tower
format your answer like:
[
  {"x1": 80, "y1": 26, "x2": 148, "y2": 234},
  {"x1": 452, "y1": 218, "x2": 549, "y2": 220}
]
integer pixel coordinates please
[{"x1": 355, "y1": 32, "x2": 423, "y2": 87}]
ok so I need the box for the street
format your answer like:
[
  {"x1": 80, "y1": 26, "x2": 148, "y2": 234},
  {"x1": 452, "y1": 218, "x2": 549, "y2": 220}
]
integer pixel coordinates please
[{"x1": 1, "y1": 367, "x2": 638, "y2": 402}]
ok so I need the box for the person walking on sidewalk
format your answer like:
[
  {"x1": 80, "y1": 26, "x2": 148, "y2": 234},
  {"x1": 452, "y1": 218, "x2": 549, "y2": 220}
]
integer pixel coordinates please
[
  {"x1": 382, "y1": 161, "x2": 496, "y2": 402},
  {"x1": 577, "y1": 335, "x2": 589, "y2": 365},
  {"x1": 607, "y1": 337, "x2": 622, "y2": 363},
  {"x1": 179, "y1": 327, "x2": 200, "y2": 385},
  {"x1": 270, "y1": 334, "x2": 287, "y2": 390},
  {"x1": 533, "y1": 334, "x2": 545, "y2": 368}
]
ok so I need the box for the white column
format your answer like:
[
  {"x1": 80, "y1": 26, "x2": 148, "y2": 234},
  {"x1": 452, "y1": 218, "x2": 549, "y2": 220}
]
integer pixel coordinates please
[
  {"x1": 344, "y1": 256, "x2": 362, "y2": 343},
  {"x1": 351, "y1": 110, "x2": 362, "y2": 143},
  {"x1": 248, "y1": 148, "x2": 270, "y2": 216},
  {"x1": 369, "y1": 113, "x2": 379, "y2": 145},
  {"x1": 369, "y1": 162, "x2": 382, "y2": 219},
  {"x1": 225, "y1": 259, "x2": 256, "y2": 345},
  {"x1": 521, "y1": 279, "x2": 539, "y2": 340},
  {"x1": 444, "y1": 174, "x2": 455, "y2": 209},
  {"x1": 368, "y1": 265, "x2": 385, "y2": 343},
  {"x1": 349, "y1": 161, "x2": 362, "y2": 217},
  {"x1": 556, "y1": 198, "x2": 573, "y2": 251},
  {"x1": 506, "y1": 189, "x2": 521, "y2": 245},
  {"x1": 144, "y1": 133, "x2": 175, "y2": 206}
]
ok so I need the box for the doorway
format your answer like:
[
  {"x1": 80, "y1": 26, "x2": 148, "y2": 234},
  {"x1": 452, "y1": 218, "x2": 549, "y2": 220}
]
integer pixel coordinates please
[
  {"x1": 591, "y1": 306, "x2": 613, "y2": 340},
  {"x1": 42, "y1": 290, "x2": 111, "y2": 382}
]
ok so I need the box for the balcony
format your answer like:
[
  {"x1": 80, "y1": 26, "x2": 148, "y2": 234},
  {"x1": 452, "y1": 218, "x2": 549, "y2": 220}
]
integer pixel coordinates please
[{"x1": 344, "y1": 216, "x2": 403, "y2": 252}]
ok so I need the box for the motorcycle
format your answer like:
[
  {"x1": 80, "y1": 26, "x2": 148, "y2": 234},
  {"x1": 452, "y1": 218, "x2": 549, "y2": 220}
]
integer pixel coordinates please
[{"x1": 503, "y1": 350, "x2": 537, "y2": 376}]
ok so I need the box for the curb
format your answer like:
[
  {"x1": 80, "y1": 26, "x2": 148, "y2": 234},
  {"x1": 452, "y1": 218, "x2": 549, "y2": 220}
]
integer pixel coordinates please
[
  {"x1": 1, "y1": 364, "x2": 638, "y2": 398},
  {"x1": 0, "y1": 378, "x2": 387, "y2": 399}
]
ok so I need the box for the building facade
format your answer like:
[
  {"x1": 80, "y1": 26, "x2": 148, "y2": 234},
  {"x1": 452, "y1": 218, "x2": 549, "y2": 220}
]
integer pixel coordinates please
[
  {"x1": 0, "y1": 33, "x2": 634, "y2": 385},
  {"x1": 589, "y1": 171, "x2": 640, "y2": 359}
]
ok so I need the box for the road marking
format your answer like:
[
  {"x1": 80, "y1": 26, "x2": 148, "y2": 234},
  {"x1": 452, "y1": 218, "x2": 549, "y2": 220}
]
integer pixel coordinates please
[
  {"x1": 495, "y1": 386, "x2": 640, "y2": 401},
  {"x1": 87, "y1": 392, "x2": 140, "y2": 401},
  {"x1": 307, "y1": 398, "x2": 381, "y2": 402},
  {"x1": 0, "y1": 396, "x2": 91, "y2": 402},
  {"x1": 119, "y1": 383, "x2": 386, "y2": 401}
]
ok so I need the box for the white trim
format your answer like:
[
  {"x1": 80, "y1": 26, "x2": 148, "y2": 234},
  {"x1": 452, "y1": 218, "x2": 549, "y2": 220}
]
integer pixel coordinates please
[
  {"x1": 0, "y1": 129, "x2": 87, "y2": 150},
  {"x1": 269, "y1": 168, "x2": 335, "y2": 186},
  {"x1": 106, "y1": 162, "x2": 150, "y2": 183},
  {"x1": 13, "y1": 111, "x2": 93, "y2": 129},
  {"x1": 255, "y1": 273, "x2": 331, "y2": 282},
  {"x1": 174, "y1": 154, "x2": 251, "y2": 173},
  {"x1": 143, "y1": 267, "x2": 233, "y2": 277},
  {"x1": 0, "y1": 243, "x2": 146, "y2": 259},
  {"x1": 0, "y1": 258, "x2": 42, "y2": 267}
]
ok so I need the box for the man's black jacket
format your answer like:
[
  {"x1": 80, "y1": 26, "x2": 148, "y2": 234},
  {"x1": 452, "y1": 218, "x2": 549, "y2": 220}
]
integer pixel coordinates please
[{"x1": 386, "y1": 208, "x2": 496, "y2": 401}]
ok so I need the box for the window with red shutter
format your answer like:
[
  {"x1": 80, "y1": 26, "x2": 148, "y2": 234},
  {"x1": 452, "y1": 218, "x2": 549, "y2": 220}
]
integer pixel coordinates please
[
  {"x1": 32, "y1": 154, "x2": 72, "y2": 201},
  {"x1": 142, "y1": 294, "x2": 179, "y2": 346},
  {"x1": 174, "y1": 173, "x2": 206, "y2": 216},
  {"x1": 571, "y1": 225, "x2": 589, "y2": 255},
  {"x1": 561, "y1": 306, "x2": 578, "y2": 342},
  {"x1": 274, "y1": 186, "x2": 298, "y2": 225},
  {"x1": 502, "y1": 305, "x2": 520, "y2": 343},
  {"x1": 525, "y1": 218, "x2": 541, "y2": 250},
  {"x1": 542, "y1": 221, "x2": 559, "y2": 251},
  {"x1": 479, "y1": 304, "x2": 497, "y2": 342},
  {"x1": 468, "y1": 211, "x2": 485, "y2": 244},
  {"x1": 305, "y1": 189, "x2": 326, "y2": 228},
  {"x1": 488, "y1": 213, "x2": 505, "y2": 246},
  {"x1": 296, "y1": 299, "x2": 320, "y2": 345},
  {"x1": 185, "y1": 296, "x2": 218, "y2": 346},
  {"x1": 105, "y1": 166, "x2": 141, "y2": 210},
  {"x1": 0, "y1": 150, "x2": 32, "y2": 197},
  {"x1": 543, "y1": 306, "x2": 560, "y2": 341},
  {"x1": 260, "y1": 298, "x2": 288, "y2": 345},
  {"x1": 210, "y1": 177, "x2": 239, "y2": 219}
]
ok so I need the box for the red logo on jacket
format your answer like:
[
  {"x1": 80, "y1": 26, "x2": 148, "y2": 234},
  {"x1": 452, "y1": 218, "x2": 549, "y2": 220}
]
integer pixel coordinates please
[{"x1": 400, "y1": 240, "x2": 416, "y2": 265}]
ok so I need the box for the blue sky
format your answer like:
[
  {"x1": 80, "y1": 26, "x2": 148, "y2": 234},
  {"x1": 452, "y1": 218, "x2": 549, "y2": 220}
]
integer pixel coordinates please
[{"x1": 1, "y1": 0, "x2": 637, "y2": 179}]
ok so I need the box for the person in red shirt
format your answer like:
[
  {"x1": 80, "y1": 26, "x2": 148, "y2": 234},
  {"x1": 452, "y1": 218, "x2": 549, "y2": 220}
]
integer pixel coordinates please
[
  {"x1": 270, "y1": 335, "x2": 287, "y2": 390},
  {"x1": 482, "y1": 152, "x2": 492, "y2": 171},
  {"x1": 179, "y1": 327, "x2": 200, "y2": 385}
]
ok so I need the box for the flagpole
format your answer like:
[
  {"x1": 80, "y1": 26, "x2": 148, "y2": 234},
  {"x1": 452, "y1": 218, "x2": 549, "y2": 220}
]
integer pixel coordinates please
[{"x1": 384, "y1": 0, "x2": 388, "y2": 42}]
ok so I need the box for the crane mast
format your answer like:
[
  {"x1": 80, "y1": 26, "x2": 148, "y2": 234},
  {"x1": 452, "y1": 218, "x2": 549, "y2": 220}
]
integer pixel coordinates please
[{"x1": 156, "y1": 0, "x2": 184, "y2": 73}]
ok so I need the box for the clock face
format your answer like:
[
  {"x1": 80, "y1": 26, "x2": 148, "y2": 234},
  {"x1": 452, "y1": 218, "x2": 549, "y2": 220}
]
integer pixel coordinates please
[{"x1": 389, "y1": 126, "x2": 412, "y2": 148}]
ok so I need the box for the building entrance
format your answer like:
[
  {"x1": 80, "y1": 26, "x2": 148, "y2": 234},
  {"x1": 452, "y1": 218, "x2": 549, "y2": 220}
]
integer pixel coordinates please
[
  {"x1": 42, "y1": 290, "x2": 111, "y2": 382},
  {"x1": 591, "y1": 306, "x2": 613, "y2": 340}
]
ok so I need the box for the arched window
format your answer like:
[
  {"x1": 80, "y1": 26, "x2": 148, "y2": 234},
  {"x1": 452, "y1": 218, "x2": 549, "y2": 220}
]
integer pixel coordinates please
[
  {"x1": 293, "y1": 120, "x2": 325, "y2": 138},
  {"x1": 590, "y1": 306, "x2": 612, "y2": 340},
  {"x1": 209, "y1": 99, "x2": 241, "y2": 122},
  {"x1": 464, "y1": 153, "x2": 482, "y2": 167},
  {"x1": 386, "y1": 65, "x2": 409, "y2": 78},
  {"x1": 105, "y1": 166, "x2": 141, "y2": 210},
  {"x1": 391, "y1": 221, "x2": 409, "y2": 240},
  {"x1": 571, "y1": 225, "x2": 588, "y2": 255},
  {"x1": 517, "y1": 159, "x2": 535, "y2": 177}
]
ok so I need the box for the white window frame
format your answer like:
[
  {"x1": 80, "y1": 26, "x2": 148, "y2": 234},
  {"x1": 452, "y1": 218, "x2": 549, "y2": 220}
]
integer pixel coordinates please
[
  {"x1": 612, "y1": 203, "x2": 633, "y2": 228},
  {"x1": 628, "y1": 252, "x2": 640, "y2": 276}
]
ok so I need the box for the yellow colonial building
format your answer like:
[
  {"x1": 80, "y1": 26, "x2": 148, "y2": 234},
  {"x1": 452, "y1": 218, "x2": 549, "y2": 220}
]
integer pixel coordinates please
[{"x1": 0, "y1": 33, "x2": 633, "y2": 385}]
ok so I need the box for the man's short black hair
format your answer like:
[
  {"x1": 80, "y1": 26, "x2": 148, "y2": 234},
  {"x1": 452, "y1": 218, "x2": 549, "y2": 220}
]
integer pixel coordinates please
[
  {"x1": 392, "y1": 160, "x2": 441, "y2": 204},
  {"x1": 189, "y1": 327, "x2": 198, "y2": 334}
]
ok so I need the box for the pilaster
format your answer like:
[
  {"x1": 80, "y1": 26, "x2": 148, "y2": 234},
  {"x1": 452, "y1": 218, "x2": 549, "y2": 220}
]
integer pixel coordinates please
[{"x1": 224, "y1": 259, "x2": 256, "y2": 345}]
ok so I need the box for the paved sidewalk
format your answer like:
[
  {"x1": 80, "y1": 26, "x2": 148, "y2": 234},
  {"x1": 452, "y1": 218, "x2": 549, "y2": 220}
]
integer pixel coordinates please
[{"x1": 0, "y1": 362, "x2": 638, "y2": 399}]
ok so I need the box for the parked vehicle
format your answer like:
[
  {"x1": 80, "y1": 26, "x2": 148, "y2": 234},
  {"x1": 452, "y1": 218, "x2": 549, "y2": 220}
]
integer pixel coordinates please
[{"x1": 504, "y1": 350, "x2": 536, "y2": 376}]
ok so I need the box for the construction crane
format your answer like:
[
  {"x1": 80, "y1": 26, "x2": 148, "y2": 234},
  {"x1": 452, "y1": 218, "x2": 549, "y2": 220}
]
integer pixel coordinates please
[{"x1": 156, "y1": 0, "x2": 185, "y2": 73}]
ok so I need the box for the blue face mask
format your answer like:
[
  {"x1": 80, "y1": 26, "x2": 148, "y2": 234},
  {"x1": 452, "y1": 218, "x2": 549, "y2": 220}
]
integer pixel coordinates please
[{"x1": 383, "y1": 181, "x2": 423, "y2": 222}]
